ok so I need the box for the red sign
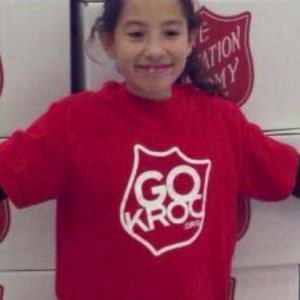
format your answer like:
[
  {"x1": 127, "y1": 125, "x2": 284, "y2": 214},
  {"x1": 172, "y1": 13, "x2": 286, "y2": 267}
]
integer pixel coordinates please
[
  {"x1": 196, "y1": 7, "x2": 254, "y2": 242},
  {"x1": 229, "y1": 277, "x2": 236, "y2": 300},
  {"x1": 0, "y1": 285, "x2": 3, "y2": 300},
  {"x1": 196, "y1": 7, "x2": 254, "y2": 106},
  {"x1": 0, "y1": 199, "x2": 10, "y2": 244},
  {"x1": 236, "y1": 196, "x2": 251, "y2": 241},
  {"x1": 0, "y1": 54, "x2": 3, "y2": 99}
]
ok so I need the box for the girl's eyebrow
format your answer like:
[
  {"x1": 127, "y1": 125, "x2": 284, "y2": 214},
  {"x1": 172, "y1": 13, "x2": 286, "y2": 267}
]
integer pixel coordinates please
[
  {"x1": 123, "y1": 20, "x2": 146, "y2": 27},
  {"x1": 123, "y1": 20, "x2": 185, "y2": 27},
  {"x1": 163, "y1": 20, "x2": 185, "y2": 26}
]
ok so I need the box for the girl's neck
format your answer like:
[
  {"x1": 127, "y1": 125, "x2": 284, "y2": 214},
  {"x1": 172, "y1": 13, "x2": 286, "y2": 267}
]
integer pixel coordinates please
[{"x1": 125, "y1": 82, "x2": 173, "y2": 102}]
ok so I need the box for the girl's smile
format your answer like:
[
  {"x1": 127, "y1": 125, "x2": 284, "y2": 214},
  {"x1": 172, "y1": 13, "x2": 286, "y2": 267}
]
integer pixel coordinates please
[
  {"x1": 135, "y1": 63, "x2": 174, "y2": 75},
  {"x1": 100, "y1": 0, "x2": 195, "y2": 100},
  {"x1": 134, "y1": 63, "x2": 175, "y2": 79}
]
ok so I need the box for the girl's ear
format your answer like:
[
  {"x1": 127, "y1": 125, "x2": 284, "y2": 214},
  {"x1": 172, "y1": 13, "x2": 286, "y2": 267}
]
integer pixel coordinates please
[{"x1": 99, "y1": 32, "x2": 116, "y2": 59}]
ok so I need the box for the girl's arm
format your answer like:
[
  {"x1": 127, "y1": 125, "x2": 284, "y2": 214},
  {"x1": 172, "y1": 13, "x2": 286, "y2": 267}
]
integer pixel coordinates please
[
  {"x1": 0, "y1": 160, "x2": 299, "y2": 202},
  {"x1": 0, "y1": 162, "x2": 299, "y2": 202}
]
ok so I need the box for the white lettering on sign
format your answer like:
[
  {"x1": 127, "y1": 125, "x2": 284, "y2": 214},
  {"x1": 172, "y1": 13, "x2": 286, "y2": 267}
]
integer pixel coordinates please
[
  {"x1": 125, "y1": 165, "x2": 203, "y2": 232},
  {"x1": 198, "y1": 24, "x2": 242, "y2": 92},
  {"x1": 211, "y1": 56, "x2": 239, "y2": 89},
  {"x1": 120, "y1": 144, "x2": 212, "y2": 256},
  {"x1": 199, "y1": 25, "x2": 241, "y2": 68}
]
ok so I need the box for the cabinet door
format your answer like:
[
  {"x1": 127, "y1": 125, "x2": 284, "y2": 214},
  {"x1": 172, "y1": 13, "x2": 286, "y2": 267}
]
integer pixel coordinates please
[
  {"x1": 0, "y1": 271, "x2": 55, "y2": 300},
  {"x1": 0, "y1": 0, "x2": 70, "y2": 136},
  {"x1": 232, "y1": 265, "x2": 299, "y2": 300}
]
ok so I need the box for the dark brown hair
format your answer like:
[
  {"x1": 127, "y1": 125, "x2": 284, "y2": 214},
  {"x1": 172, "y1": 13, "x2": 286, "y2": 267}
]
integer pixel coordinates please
[{"x1": 89, "y1": 0, "x2": 218, "y2": 94}]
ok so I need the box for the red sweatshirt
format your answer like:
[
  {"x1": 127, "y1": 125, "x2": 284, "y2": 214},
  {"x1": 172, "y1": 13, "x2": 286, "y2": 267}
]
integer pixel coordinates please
[{"x1": 0, "y1": 81, "x2": 297, "y2": 300}]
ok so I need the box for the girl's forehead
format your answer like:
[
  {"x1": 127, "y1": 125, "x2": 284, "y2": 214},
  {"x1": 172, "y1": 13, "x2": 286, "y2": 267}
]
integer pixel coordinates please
[{"x1": 119, "y1": 0, "x2": 186, "y2": 23}]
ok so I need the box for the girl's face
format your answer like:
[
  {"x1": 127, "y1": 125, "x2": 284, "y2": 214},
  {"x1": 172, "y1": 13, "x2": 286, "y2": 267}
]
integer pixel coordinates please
[{"x1": 101, "y1": 0, "x2": 195, "y2": 100}]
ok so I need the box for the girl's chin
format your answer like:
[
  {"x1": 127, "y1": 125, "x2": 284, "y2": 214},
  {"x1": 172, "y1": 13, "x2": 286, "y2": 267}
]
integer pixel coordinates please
[{"x1": 127, "y1": 83, "x2": 172, "y2": 100}]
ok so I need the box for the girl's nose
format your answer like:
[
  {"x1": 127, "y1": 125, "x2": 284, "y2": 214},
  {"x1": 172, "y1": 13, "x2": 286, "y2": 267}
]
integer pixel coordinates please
[{"x1": 144, "y1": 36, "x2": 166, "y2": 60}]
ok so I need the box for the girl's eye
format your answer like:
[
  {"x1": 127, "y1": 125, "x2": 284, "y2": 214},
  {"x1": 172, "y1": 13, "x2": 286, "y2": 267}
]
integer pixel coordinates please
[
  {"x1": 127, "y1": 31, "x2": 144, "y2": 39},
  {"x1": 165, "y1": 30, "x2": 181, "y2": 37}
]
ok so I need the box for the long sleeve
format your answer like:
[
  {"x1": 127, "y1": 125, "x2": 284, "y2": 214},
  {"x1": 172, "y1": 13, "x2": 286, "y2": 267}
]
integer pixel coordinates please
[
  {"x1": 236, "y1": 109, "x2": 298, "y2": 201},
  {"x1": 0, "y1": 98, "x2": 69, "y2": 208}
]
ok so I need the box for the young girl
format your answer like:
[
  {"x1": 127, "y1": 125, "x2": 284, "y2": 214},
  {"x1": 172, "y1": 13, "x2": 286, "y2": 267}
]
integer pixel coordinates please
[{"x1": 0, "y1": 0, "x2": 299, "y2": 299}]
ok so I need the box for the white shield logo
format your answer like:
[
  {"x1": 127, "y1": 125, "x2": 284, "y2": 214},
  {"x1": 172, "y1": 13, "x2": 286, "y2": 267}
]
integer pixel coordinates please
[{"x1": 120, "y1": 144, "x2": 212, "y2": 256}]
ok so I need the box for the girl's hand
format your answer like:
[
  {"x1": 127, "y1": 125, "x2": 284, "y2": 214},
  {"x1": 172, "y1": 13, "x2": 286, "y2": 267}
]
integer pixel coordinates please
[{"x1": 0, "y1": 186, "x2": 6, "y2": 202}]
